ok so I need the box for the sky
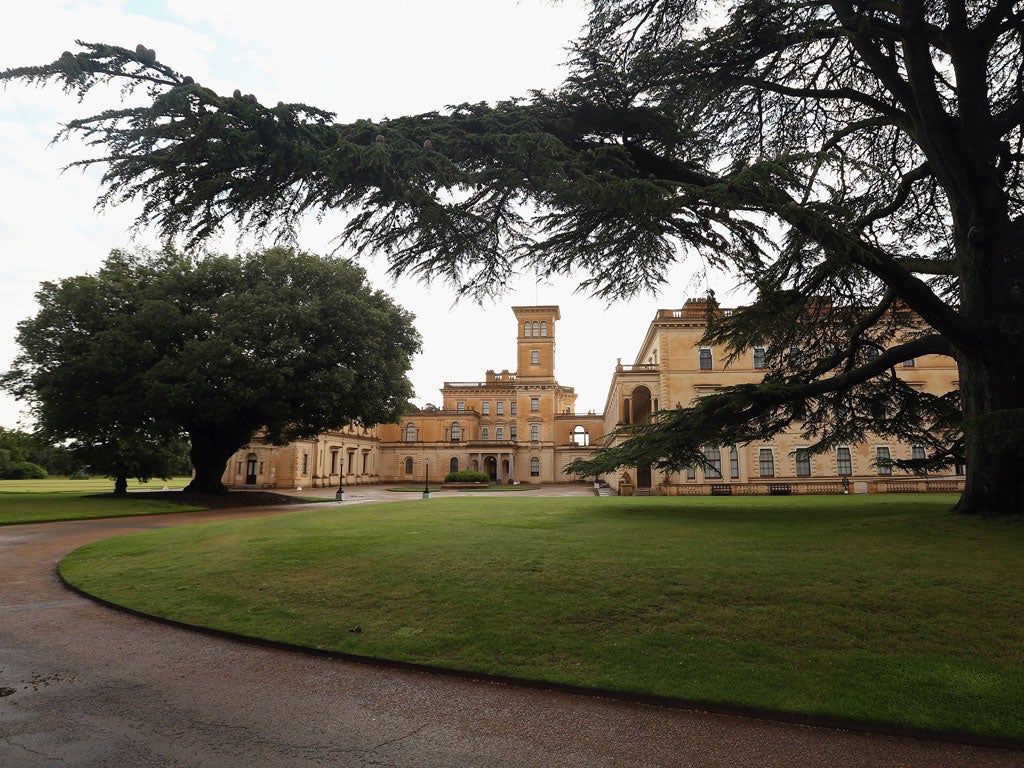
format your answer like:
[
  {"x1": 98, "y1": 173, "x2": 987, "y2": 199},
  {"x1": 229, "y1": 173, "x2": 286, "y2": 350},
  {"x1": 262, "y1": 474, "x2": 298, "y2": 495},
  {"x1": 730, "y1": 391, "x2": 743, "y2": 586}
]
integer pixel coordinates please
[{"x1": 0, "y1": 0, "x2": 737, "y2": 429}]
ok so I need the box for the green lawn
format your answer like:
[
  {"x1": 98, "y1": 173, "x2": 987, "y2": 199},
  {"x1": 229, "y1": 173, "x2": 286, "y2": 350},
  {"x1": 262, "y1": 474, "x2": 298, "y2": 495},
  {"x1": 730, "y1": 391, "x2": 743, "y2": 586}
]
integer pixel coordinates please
[
  {"x1": 59, "y1": 494, "x2": 1024, "y2": 739},
  {"x1": 0, "y1": 477, "x2": 200, "y2": 524}
]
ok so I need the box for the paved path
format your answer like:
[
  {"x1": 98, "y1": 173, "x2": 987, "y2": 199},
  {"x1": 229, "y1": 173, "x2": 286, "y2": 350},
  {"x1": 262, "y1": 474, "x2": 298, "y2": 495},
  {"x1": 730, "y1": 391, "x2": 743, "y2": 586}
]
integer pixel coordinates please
[{"x1": 1, "y1": 489, "x2": 1020, "y2": 767}]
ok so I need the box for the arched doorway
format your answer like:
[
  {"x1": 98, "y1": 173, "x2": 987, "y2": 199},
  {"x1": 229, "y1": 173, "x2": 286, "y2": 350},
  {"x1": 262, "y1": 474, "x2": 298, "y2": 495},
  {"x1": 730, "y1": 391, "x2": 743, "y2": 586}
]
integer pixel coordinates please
[
  {"x1": 245, "y1": 453, "x2": 258, "y2": 485},
  {"x1": 484, "y1": 456, "x2": 498, "y2": 482}
]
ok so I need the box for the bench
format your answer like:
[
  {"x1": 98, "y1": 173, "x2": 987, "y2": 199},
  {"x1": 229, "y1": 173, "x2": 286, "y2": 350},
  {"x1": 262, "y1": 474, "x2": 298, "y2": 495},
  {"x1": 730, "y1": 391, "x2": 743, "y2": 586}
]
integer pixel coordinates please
[
  {"x1": 710, "y1": 484, "x2": 733, "y2": 496},
  {"x1": 768, "y1": 482, "x2": 792, "y2": 495}
]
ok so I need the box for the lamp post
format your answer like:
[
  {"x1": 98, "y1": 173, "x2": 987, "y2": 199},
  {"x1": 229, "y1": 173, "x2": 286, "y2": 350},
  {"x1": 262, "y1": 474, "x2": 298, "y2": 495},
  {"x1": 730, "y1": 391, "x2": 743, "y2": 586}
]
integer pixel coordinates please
[
  {"x1": 422, "y1": 458, "x2": 430, "y2": 499},
  {"x1": 335, "y1": 459, "x2": 345, "y2": 501}
]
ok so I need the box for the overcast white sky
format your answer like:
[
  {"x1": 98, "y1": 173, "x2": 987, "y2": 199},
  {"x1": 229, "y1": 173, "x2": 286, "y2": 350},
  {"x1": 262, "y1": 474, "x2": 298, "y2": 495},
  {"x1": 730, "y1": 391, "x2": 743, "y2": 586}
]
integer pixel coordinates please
[{"x1": 0, "y1": 0, "x2": 737, "y2": 429}]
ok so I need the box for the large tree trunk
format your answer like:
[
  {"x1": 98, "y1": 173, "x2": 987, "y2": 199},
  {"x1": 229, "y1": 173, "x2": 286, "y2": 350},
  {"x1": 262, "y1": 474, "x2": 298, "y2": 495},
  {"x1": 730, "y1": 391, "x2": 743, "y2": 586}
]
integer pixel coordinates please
[
  {"x1": 113, "y1": 473, "x2": 128, "y2": 495},
  {"x1": 951, "y1": 214, "x2": 1024, "y2": 516},
  {"x1": 184, "y1": 427, "x2": 238, "y2": 494},
  {"x1": 953, "y1": 349, "x2": 1024, "y2": 516}
]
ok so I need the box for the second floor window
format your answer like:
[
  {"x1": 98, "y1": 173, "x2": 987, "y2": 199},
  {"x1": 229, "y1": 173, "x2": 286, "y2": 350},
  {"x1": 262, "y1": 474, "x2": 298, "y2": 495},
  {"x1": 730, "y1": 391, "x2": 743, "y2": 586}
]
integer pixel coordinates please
[
  {"x1": 496, "y1": 426, "x2": 505, "y2": 440},
  {"x1": 531, "y1": 350, "x2": 539, "y2": 365},
  {"x1": 753, "y1": 346, "x2": 766, "y2": 369},
  {"x1": 699, "y1": 348, "x2": 713, "y2": 370},
  {"x1": 496, "y1": 401, "x2": 505, "y2": 415},
  {"x1": 482, "y1": 401, "x2": 490, "y2": 415},
  {"x1": 450, "y1": 422, "x2": 461, "y2": 442},
  {"x1": 405, "y1": 423, "x2": 416, "y2": 442},
  {"x1": 530, "y1": 397, "x2": 539, "y2": 412},
  {"x1": 511, "y1": 401, "x2": 517, "y2": 415},
  {"x1": 530, "y1": 424, "x2": 540, "y2": 441},
  {"x1": 482, "y1": 427, "x2": 490, "y2": 441},
  {"x1": 457, "y1": 401, "x2": 465, "y2": 412}
]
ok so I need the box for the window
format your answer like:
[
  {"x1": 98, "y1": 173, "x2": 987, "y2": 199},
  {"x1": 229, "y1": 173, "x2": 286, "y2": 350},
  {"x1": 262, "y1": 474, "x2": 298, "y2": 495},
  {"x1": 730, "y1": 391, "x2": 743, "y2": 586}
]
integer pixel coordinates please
[
  {"x1": 331, "y1": 451, "x2": 338, "y2": 474},
  {"x1": 795, "y1": 448, "x2": 811, "y2": 477},
  {"x1": 530, "y1": 397, "x2": 539, "y2": 412},
  {"x1": 789, "y1": 345, "x2": 802, "y2": 364},
  {"x1": 903, "y1": 358, "x2": 916, "y2": 367},
  {"x1": 524, "y1": 321, "x2": 532, "y2": 337},
  {"x1": 510, "y1": 425, "x2": 517, "y2": 440},
  {"x1": 450, "y1": 457, "x2": 459, "y2": 474},
  {"x1": 405, "y1": 423, "x2": 416, "y2": 442},
  {"x1": 540, "y1": 321, "x2": 548, "y2": 336},
  {"x1": 758, "y1": 448, "x2": 775, "y2": 477},
  {"x1": 404, "y1": 457, "x2": 413, "y2": 474},
  {"x1": 302, "y1": 453, "x2": 309, "y2": 474},
  {"x1": 531, "y1": 350, "x2": 539, "y2": 365},
  {"x1": 362, "y1": 452, "x2": 369, "y2": 474},
  {"x1": 730, "y1": 446, "x2": 739, "y2": 479},
  {"x1": 911, "y1": 445, "x2": 927, "y2": 475},
  {"x1": 511, "y1": 401, "x2": 517, "y2": 415},
  {"x1": 457, "y1": 401, "x2": 465, "y2": 412},
  {"x1": 496, "y1": 426, "x2": 505, "y2": 440},
  {"x1": 753, "y1": 346, "x2": 766, "y2": 369},
  {"x1": 686, "y1": 465, "x2": 696, "y2": 480},
  {"x1": 482, "y1": 401, "x2": 490, "y2": 415},
  {"x1": 482, "y1": 427, "x2": 490, "y2": 441},
  {"x1": 496, "y1": 401, "x2": 505, "y2": 415},
  {"x1": 532, "y1": 321, "x2": 539, "y2": 336},
  {"x1": 703, "y1": 446, "x2": 722, "y2": 479},
  {"x1": 530, "y1": 457, "x2": 540, "y2": 476},
  {"x1": 450, "y1": 422, "x2": 461, "y2": 442},
  {"x1": 836, "y1": 447, "x2": 853, "y2": 476},
  {"x1": 571, "y1": 425, "x2": 589, "y2": 446},
  {"x1": 530, "y1": 424, "x2": 540, "y2": 442},
  {"x1": 876, "y1": 446, "x2": 892, "y2": 476},
  {"x1": 699, "y1": 348, "x2": 713, "y2": 370}
]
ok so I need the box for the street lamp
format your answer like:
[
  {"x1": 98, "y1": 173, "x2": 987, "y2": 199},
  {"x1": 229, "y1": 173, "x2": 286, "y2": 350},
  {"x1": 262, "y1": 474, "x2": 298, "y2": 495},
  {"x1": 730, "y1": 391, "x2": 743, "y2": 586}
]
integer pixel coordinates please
[
  {"x1": 335, "y1": 459, "x2": 345, "y2": 501},
  {"x1": 422, "y1": 458, "x2": 430, "y2": 499}
]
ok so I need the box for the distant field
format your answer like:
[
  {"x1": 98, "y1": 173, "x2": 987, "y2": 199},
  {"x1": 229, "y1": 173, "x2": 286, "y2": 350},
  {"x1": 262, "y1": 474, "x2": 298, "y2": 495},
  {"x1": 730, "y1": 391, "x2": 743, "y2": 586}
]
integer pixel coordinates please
[
  {"x1": 0, "y1": 476, "x2": 191, "y2": 493},
  {"x1": 0, "y1": 477, "x2": 200, "y2": 525},
  {"x1": 59, "y1": 493, "x2": 1024, "y2": 740}
]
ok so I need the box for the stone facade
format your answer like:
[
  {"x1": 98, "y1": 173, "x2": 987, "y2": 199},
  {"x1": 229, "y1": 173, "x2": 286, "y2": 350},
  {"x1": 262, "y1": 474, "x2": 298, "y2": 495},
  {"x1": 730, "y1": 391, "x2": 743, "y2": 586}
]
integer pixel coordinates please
[
  {"x1": 601, "y1": 298, "x2": 962, "y2": 496},
  {"x1": 223, "y1": 299, "x2": 961, "y2": 493},
  {"x1": 223, "y1": 306, "x2": 602, "y2": 488}
]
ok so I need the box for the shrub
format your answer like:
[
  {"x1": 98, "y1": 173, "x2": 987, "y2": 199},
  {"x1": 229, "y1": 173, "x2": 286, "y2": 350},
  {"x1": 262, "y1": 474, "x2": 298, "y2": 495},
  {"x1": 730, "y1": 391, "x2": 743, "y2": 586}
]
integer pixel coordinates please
[
  {"x1": 444, "y1": 470, "x2": 489, "y2": 483},
  {"x1": 3, "y1": 461, "x2": 48, "y2": 479}
]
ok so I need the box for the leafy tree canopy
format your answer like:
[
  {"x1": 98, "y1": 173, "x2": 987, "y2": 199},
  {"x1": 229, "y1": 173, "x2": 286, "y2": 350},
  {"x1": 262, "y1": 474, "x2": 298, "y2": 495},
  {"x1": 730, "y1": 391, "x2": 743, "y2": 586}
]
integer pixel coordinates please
[
  {"x1": 3, "y1": 0, "x2": 1024, "y2": 512},
  {"x1": 4, "y1": 247, "x2": 421, "y2": 493}
]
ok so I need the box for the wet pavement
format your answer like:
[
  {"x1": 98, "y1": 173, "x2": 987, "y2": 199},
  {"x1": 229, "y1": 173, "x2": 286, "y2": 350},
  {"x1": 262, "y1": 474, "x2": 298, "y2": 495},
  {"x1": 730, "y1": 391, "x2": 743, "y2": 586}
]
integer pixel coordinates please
[{"x1": 1, "y1": 487, "x2": 1020, "y2": 767}]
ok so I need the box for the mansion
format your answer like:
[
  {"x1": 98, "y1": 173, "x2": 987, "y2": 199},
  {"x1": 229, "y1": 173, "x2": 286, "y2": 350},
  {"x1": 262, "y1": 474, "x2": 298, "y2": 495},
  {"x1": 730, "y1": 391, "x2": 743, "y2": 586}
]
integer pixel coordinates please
[{"x1": 222, "y1": 300, "x2": 961, "y2": 494}]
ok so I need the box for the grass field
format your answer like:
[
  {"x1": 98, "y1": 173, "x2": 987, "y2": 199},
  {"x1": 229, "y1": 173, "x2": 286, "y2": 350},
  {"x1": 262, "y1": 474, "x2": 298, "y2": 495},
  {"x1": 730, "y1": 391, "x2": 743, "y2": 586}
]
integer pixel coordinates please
[
  {"x1": 58, "y1": 494, "x2": 1024, "y2": 739},
  {"x1": 0, "y1": 476, "x2": 200, "y2": 524}
]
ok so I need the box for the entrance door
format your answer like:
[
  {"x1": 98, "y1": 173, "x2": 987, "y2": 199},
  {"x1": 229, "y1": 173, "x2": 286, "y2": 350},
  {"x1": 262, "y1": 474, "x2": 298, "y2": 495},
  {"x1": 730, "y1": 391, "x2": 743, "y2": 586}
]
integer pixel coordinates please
[
  {"x1": 485, "y1": 456, "x2": 497, "y2": 482},
  {"x1": 637, "y1": 462, "x2": 652, "y2": 488},
  {"x1": 245, "y1": 454, "x2": 258, "y2": 485}
]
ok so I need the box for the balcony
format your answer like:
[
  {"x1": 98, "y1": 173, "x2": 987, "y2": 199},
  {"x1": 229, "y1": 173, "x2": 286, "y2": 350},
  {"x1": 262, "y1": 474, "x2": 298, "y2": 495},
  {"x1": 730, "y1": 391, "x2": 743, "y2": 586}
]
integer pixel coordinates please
[{"x1": 615, "y1": 363, "x2": 660, "y2": 373}]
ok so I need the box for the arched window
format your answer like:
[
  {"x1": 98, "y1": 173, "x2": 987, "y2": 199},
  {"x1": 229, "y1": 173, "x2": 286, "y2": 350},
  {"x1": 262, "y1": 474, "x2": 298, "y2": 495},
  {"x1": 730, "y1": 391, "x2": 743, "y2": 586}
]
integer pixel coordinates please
[
  {"x1": 451, "y1": 422, "x2": 461, "y2": 442},
  {"x1": 404, "y1": 457, "x2": 414, "y2": 474},
  {"x1": 530, "y1": 457, "x2": 540, "y2": 476},
  {"x1": 540, "y1": 321, "x2": 548, "y2": 336},
  {"x1": 449, "y1": 457, "x2": 459, "y2": 474},
  {"x1": 524, "y1": 321, "x2": 532, "y2": 337},
  {"x1": 570, "y1": 425, "x2": 589, "y2": 446},
  {"x1": 405, "y1": 423, "x2": 416, "y2": 442},
  {"x1": 532, "y1": 321, "x2": 539, "y2": 336}
]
